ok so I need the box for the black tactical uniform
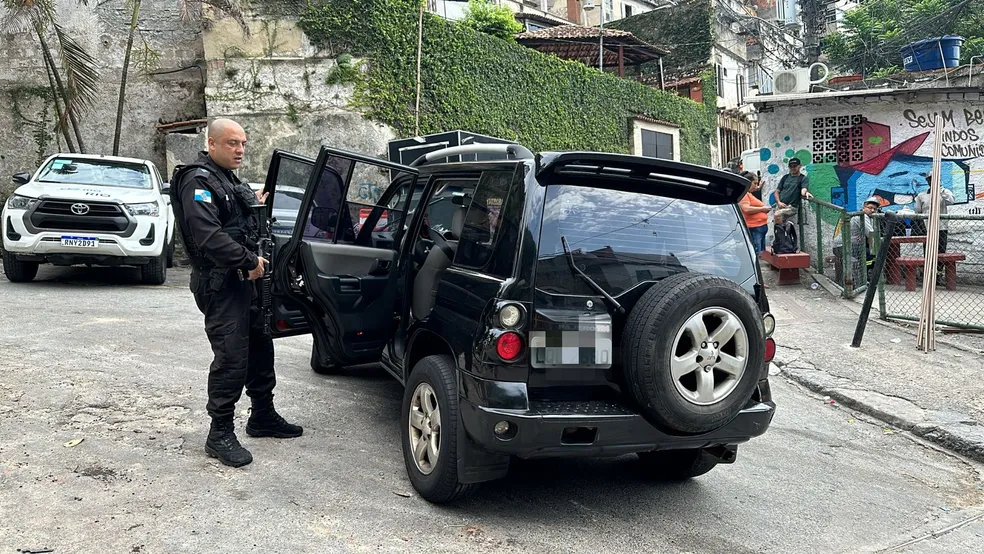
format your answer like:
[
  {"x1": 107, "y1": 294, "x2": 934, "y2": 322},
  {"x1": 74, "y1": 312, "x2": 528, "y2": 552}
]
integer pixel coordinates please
[{"x1": 171, "y1": 151, "x2": 302, "y2": 467}]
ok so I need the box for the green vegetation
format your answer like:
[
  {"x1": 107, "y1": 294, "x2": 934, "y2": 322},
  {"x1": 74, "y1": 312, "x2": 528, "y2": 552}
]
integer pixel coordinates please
[
  {"x1": 823, "y1": 0, "x2": 984, "y2": 77},
  {"x1": 299, "y1": 0, "x2": 714, "y2": 164},
  {"x1": 459, "y1": 0, "x2": 524, "y2": 41}
]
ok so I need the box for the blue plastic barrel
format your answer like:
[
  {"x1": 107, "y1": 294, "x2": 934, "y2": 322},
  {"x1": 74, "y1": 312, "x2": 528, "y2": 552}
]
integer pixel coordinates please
[{"x1": 899, "y1": 35, "x2": 963, "y2": 72}]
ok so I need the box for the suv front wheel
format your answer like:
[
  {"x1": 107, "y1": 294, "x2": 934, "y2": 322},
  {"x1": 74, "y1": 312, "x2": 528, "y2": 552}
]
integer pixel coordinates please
[
  {"x1": 2, "y1": 250, "x2": 39, "y2": 282},
  {"x1": 400, "y1": 355, "x2": 477, "y2": 503}
]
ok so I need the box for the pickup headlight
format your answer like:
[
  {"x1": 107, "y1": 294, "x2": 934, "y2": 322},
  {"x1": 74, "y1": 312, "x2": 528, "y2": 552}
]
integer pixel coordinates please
[
  {"x1": 6, "y1": 194, "x2": 37, "y2": 210},
  {"x1": 125, "y1": 202, "x2": 160, "y2": 217}
]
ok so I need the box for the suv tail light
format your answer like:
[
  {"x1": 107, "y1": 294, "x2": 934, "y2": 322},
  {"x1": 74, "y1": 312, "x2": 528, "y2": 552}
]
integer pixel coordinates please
[
  {"x1": 496, "y1": 332, "x2": 524, "y2": 361},
  {"x1": 764, "y1": 337, "x2": 776, "y2": 363}
]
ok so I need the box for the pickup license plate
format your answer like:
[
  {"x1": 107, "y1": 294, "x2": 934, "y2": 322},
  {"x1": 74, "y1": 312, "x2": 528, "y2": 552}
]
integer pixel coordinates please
[
  {"x1": 530, "y1": 328, "x2": 613, "y2": 368},
  {"x1": 60, "y1": 236, "x2": 99, "y2": 248}
]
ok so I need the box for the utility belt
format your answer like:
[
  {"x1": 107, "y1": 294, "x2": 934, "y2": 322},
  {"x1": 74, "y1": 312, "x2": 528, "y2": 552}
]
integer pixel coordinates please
[
  {"x1": 190, "y1": 264, "x2": 231, "y2": 293},
  {"x1": 188, "y1": 232, "x2": 257, "y2": 294}
]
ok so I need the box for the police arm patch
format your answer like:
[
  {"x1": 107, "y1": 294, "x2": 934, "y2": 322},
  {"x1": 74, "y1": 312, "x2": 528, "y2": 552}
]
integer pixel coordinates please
[{"x1": 194, "y1": 189, "x2": 212, "y2": 203}]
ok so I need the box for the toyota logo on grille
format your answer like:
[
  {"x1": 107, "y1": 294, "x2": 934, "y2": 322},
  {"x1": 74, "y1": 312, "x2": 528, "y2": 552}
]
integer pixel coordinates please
[{"x1": 71, "y1": 203, "x2": 90, "y2": 215}]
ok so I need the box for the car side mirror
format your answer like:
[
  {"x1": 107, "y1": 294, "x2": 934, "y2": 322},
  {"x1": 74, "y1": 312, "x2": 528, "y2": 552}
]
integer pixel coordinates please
[
  {"x1": 12, "y1": 172, "x2": 30, "y2": 185},
  {"x1": 161, "y1": 183, "x2": 170, "y2": 194}
]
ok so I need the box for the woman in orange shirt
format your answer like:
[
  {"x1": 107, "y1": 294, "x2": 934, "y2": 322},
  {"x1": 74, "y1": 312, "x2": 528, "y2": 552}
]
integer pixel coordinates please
[{"x1": 739, "y1": 172, "x2": 770, "y2": 254}]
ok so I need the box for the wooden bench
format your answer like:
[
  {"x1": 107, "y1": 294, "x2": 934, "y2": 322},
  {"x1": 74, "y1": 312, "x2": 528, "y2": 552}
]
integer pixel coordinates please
[
  {"x1": 895, "y1": 252, "x2": 966, "y2": 291},
  {"x1": 760, "y1": 248, "x2": 811, "y2": 285}
]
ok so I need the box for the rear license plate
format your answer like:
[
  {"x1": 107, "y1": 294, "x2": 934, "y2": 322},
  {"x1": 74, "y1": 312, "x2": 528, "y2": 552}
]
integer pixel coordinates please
[
  {"x1": 530, "y1": 325, "x2": 613, "y2": 368},
  {"x1": 60, "y1": 236, "x2": 99, "y2": 248}
]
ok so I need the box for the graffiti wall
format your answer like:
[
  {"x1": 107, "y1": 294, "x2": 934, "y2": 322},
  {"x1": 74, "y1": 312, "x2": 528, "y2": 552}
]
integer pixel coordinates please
[{"x1": 757, "y1": 101, "x2": 984, "y2": 216}]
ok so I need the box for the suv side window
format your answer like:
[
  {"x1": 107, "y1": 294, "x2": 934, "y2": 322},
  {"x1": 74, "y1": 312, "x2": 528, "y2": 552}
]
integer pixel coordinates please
[
  {"x1": 301, "y1": 155, "x2": 409, "y2": 247},
  {"x1": 454, "y1": 168, "x2": 518, "y2": 277}
]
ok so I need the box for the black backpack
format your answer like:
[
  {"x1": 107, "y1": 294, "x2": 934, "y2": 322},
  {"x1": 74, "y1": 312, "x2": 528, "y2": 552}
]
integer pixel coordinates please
[{"x1": 772, "y1": 221, "x2": 798, "y2": 254}]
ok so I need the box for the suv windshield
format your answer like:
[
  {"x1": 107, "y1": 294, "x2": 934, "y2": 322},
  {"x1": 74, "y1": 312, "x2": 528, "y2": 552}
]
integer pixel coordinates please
[
  {"x1": 535, "y1": 185, "x2": 755, "y2": 297},
  {"x1": 36, "y1": 157, "x2": 153, "y2": 189}
]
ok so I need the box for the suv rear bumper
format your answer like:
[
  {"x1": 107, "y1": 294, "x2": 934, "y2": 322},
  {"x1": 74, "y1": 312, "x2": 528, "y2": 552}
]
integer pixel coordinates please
[{"x1": 458, "y1": 372, "x2": 775, "y2": 460}]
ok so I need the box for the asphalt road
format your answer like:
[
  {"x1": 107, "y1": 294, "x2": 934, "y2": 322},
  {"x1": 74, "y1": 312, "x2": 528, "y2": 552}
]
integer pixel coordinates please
[{"x1": 2, "y1": 265, "x2": 984, "y2": 554}]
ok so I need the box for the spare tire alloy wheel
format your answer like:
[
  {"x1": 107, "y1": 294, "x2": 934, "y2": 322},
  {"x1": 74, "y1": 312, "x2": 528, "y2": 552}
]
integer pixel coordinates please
[
  {"x1": 622, "y1": 273, "x2": 765, "y2": 435},
  {"x1": 672, "y1": 307, "x2": 748, "y2": 406}
]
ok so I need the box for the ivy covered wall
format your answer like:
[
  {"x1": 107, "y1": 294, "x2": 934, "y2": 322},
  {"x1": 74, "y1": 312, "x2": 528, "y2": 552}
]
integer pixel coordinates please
[{"x1": 298, "y1": 0, "x2": 714, "y2": 164}]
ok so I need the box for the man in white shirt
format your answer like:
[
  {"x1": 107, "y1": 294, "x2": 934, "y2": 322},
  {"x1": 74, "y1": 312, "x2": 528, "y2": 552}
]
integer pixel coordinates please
[{"x1": 914, "y1": 173, "x2": 954, "y2": 282}]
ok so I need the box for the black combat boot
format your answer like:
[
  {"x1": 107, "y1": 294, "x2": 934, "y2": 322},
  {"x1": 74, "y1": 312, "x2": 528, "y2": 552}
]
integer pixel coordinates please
[
  {"x1": 205, "y1": 418, "x2": 253, "y2": 467},
  {"x1": 245, "y1": 399, "x2": 303, "y2": 439}
]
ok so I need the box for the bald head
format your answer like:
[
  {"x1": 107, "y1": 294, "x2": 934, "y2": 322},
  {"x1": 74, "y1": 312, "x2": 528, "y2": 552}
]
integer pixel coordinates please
[{"x1": 207, "y1": 118, "x2": 247, "y2": 170}]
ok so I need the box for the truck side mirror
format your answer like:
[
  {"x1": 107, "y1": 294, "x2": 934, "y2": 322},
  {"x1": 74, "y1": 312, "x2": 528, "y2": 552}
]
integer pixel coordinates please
[{"x1": 12, "y1": 172, "x2": 30, "y2": 185}]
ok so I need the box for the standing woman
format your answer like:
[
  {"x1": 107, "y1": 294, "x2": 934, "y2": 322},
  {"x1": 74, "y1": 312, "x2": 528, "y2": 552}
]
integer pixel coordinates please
[{"x1": 739, "y1": 171, "x2": 770, "y2": 254}]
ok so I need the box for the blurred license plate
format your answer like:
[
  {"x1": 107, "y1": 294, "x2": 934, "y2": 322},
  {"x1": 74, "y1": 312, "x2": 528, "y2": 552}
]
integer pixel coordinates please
[
  {"x1": 61, "y1": 236, "x2": 98, "y2": 248},
  {"x1": 530, "y1": 327, "x2": 613, "y2": 368}
]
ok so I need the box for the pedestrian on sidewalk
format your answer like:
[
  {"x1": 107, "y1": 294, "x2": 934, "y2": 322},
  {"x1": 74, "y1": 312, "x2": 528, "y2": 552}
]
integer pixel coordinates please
[
  {"x1": 771, "y1": 207, "x2": 799, "y2": 255},
  {"x1": 914, "y1": 172, "x2": 954, "y2": 284},
  {"x1": 739, "y1": 171, "x2": 770, "y2": 255},
  {"x1": 832, "y1": 196, "x2": 879, "y2": 287},
  {"x1": 773, "y1": 157, "x2": 813, "y2": 225}
]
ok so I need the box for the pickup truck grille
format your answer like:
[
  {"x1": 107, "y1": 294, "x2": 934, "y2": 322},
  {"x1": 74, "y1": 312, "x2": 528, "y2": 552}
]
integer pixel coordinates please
[{"x1": 30, "y1": 200, "x2": 129, "y2": 233}]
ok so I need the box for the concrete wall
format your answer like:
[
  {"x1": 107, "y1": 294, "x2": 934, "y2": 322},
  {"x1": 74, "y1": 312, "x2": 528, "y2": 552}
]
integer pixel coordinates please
[
  {"x1": 0, "y1": 0, "x2": 206, "y2": 201},
  {"x1": 755, "y1": 91, "x2": 984, "y2": 283},
  {"x1": 183, "y1": 16, "x2": 395, "y2": 185}
]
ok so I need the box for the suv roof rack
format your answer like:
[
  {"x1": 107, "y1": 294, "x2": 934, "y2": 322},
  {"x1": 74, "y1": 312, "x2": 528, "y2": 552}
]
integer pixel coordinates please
[{"x1": 408, "y1": 143, "x2": 534, "y2": 167}]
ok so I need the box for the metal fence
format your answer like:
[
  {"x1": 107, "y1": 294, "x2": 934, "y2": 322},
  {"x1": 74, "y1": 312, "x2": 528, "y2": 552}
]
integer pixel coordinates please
[
  {"x1": 874, "y1": 213, "x2": 984, "y2": 331},
  {"x1": 793, "y1": 198, "x2": 984, "y2": 331},
  {"x1": 797, "y1": 198, "x2": 869, "y2": 298}
]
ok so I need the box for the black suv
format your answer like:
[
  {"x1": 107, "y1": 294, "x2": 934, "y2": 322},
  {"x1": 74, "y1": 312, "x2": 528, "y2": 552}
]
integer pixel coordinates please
[{"x1": 261, "y1": 142, "x2": 777, "y2": 504}]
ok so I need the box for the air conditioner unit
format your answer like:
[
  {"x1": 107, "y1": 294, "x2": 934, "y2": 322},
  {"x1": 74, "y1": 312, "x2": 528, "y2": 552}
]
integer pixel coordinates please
[{"x1": 773, "y1": 62, "x2": 829, "y2": 94}]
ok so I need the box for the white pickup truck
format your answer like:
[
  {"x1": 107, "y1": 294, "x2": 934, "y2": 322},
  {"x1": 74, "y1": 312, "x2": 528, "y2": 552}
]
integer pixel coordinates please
[{"x1": 1, "y1": 153, "x2": 175, "y2": 284}]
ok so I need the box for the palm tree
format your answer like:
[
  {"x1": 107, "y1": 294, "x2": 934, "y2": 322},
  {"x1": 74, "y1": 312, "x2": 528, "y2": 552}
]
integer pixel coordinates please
[
  {"x1": 1, "y1": 0, "x2": 100, "y2": 153},
  {"x1": 113, "y1": 0, "x2": 141, "y2": 156}
]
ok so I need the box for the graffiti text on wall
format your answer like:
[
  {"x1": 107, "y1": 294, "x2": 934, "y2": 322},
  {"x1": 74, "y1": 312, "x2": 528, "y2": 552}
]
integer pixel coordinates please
[{"x1": 902, "y1": 109, "x2": 984, "y2": 158}]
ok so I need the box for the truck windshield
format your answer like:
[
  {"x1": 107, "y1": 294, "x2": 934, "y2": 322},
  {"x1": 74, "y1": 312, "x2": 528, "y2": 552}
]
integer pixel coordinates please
[
  {"x1": 535, "y1": 184, "x2": 755, "y2": 297},
  {"x1": 36, "y1": 158, "x2": 153, "y2": 189}
]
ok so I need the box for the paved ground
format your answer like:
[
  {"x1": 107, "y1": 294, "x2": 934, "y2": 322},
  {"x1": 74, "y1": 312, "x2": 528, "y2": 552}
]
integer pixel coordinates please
[{"x1": 3, "y1": 265, "x2": 984, "y2": 553}]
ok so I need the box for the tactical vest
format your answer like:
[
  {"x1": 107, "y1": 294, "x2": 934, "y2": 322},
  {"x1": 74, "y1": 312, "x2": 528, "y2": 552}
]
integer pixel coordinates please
[{"x1": 170, "y1": 162, "x2": 259, "y2": 274}]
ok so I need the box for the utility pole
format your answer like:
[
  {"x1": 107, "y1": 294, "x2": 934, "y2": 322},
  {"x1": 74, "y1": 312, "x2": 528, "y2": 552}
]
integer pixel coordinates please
[{"x1": 799, "y1": 0, "x2": 825, "y2": 65}]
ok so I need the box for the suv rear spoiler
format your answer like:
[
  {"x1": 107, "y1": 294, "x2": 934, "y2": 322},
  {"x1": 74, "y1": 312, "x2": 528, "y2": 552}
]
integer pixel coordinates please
[{"x1": 535, "y1": 152, "x2": 751, "y2": 205}]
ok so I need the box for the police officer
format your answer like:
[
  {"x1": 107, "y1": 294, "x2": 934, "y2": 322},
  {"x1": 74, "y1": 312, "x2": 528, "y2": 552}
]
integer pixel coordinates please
[{"x1": 170, "y1": 118, "x2": 301, "y2": 468}]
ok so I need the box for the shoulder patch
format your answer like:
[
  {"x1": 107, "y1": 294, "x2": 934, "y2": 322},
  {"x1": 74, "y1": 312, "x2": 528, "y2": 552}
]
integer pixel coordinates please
[
  {"x1": 194, "y1": 189, "x2": 213, "y2": 203},
  {"x1": 194, "y1": 168, "x2": 211, "y2": 178}
]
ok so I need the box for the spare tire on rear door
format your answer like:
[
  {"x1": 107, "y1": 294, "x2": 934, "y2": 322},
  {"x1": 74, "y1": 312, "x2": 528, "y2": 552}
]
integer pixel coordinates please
[{"x1": 621, "y1": 272, "x2": 765, "y2": 435}]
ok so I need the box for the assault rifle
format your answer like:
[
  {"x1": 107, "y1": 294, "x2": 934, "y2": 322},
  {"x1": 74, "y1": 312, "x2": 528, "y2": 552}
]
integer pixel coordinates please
[{"x1": 239, "y1": 202, "x2": 275, "y2": 335}]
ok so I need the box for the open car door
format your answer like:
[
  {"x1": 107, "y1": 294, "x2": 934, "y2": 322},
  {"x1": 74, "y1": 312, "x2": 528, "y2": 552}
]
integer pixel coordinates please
[
  {"x1": 260, "y1": 149, "x2": 319, "y2": 338},
  {"x1": 270, "y1": 145, "x2": 419, "y2": 366}
]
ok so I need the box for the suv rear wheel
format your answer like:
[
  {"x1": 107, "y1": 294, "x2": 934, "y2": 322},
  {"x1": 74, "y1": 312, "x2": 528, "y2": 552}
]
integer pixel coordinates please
[
  {"x1": 637, "y1": 448, "x2": 721, "y2": 480},
  {"x1": 400, "y1": 355, "x2": 477, "y2": 503},
  {"x1": 2, "y1": 250, "x2": 39, "y2": 282},
  {"x1": 621, "y1": 272, "x2": 764, "y2": 435}
]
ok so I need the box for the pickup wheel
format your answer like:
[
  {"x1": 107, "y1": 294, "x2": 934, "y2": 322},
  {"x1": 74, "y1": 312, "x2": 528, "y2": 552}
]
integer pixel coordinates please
[
  {"x1": 2, "y1": 250, "x2": 39, "y2": 282},
  {"x1": 637, "y1": 449, "x2": 721, "y2": 480},
  {"x1": 621, "y1": 272, "x2": 765, "y2": 435},
  {"x1": 401, "y1": 355, "x2": 477, "y2": 504},
  {"x1": 140, "y1": 250, "x2": 167, "y2": 285}
]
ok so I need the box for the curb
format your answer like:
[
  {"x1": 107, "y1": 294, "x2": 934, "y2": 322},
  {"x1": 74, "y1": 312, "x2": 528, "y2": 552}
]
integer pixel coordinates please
[{"x1": 775, "y1": 359, "x2": 984, "y2": 464}]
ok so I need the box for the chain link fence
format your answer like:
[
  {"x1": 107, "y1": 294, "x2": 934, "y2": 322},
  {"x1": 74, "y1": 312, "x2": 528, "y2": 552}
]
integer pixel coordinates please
[
  {"x1": 792, "y1": 200, "x2": 984, "y2": 330},
  {"x1": 797, "y1": 198, "x2": 869, "y2": 298},
  {"x1": 873, "y1": 214, "x2": 984, "y2": 331}
]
